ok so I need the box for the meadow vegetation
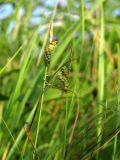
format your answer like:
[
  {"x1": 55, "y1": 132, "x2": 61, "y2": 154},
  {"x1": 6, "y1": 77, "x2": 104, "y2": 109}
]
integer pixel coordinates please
[{"x1": 0, "y1": 0, "x2": 120, "y2": 159}]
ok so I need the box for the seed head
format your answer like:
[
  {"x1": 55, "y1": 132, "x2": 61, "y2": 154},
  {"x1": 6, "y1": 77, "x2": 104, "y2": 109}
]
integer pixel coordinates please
[
  {"x1": 44, "y1": 41, "x2": 57, "y2": 66},
  {"x1": 57, "y1": 60, "x2": 71, "y2": 92}
]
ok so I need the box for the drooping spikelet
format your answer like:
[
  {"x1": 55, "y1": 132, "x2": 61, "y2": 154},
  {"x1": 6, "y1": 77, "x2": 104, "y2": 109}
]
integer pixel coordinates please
[{"x1": 57, "y1": 60, "x2": 71, "y2": 92}]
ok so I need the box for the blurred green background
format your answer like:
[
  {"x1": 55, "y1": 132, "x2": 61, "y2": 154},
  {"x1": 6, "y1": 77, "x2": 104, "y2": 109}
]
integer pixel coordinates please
[{"x1": 0, "y1": 0, "x2": 120, "y2": 160}]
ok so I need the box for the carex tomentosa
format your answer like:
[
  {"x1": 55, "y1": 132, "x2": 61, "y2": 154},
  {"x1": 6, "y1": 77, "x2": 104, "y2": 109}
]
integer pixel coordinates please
[{"x1": 44, "y1": 41, "x2": 57, "y2": 66}]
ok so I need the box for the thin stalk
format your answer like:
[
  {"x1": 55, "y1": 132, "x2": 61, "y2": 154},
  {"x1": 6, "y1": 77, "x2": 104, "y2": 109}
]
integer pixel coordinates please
[
  {"x1": 112, "y1": 136, "x2": 118, "y2": 160},
  {"x1": 64, "y1": 97, "x2": 69, "y2": 158},
  {"x1": 81, "y1": 0, "x2": 85, "y2": 48},
  {"x1": 0, "y1": 46, "x2": 23, "y2": 75},
  {"x1": 20, "y1": 67, "x2": 47, "y2": 159},
  {"x1": 97, "y1": 3, "x2": 104, "y2": 158},
  {"x1": 2, "y1": 118, "x2": 20, "y2": 153},
  {"x1": 112, "y1": 44, "x2": 120, "y2": 160},
  {"x1": 64, "y1": 93, "x2": 80, "y2": 160},
  {"x1": 35, "y1": 67, "x2": 48, "y2": 147}
]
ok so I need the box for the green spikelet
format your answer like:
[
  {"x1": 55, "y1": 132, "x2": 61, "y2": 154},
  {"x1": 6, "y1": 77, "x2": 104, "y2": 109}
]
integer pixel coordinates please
[{"x1": 57, "y1": 60, "x2": 71, "y2": 92}]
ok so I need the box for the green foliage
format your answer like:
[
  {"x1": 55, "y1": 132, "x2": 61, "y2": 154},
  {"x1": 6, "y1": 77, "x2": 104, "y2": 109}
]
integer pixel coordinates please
[{"x1": 0, "y1": 0, "x2": 120, "y2": 160}]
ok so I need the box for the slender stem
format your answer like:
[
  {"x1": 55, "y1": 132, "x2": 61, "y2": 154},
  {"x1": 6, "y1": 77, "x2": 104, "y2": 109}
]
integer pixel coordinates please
[
  {"x1": 64, "y1": 93, "x2": 80, "y2": 160},
  {"x1": 21, "y1": 67, "x2": 47, "y2": 159},
  {"x1": 97, "y1": 3, "x2": 104, "y2": 138},
  {"x1": 35, "y1": 67, "x2": 48, "y2": 147},
  {"x1": 81, "y1": 0, "x2": 85, "y2": 48},
  {"x1": 64, "y1": 96, "x2": 69, "y2": 157},
  {"x1": 97, "y1": 3, "x2": 104, "y2": 159}
]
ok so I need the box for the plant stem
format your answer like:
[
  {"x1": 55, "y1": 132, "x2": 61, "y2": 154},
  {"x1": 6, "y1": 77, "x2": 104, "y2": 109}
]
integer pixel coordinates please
[
  {"x1": 35, "y1": 67, "x2": 48, "y2": 147},
  {"x1": 112, "y1": 44, "x2": 120, "y2": 160},
  {"x1": 97, "y1": 3, "x2": 104, "y2": 159}
]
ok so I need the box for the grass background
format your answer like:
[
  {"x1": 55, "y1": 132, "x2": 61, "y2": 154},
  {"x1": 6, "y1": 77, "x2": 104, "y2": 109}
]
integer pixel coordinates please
[{"x1": 0, "y1": 0, "x2": 120, "y2": 159}]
